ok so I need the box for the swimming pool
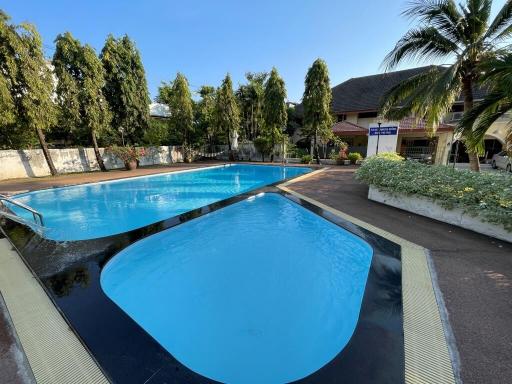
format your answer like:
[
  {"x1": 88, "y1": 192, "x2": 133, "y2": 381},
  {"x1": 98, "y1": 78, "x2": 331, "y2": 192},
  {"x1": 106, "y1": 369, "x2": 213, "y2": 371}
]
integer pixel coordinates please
[
  {"x1": 8, "y1": 164, "x2": 309, "y2": 241},
  {"x1": 101, "y1": 193, "x2": 373, "y2": 384}
]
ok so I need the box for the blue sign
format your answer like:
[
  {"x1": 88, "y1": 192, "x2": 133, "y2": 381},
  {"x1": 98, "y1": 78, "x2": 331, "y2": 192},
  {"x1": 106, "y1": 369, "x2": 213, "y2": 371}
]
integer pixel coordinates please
[{"x1": 369, "y1": 126, "x2": 398, "y2": 136}]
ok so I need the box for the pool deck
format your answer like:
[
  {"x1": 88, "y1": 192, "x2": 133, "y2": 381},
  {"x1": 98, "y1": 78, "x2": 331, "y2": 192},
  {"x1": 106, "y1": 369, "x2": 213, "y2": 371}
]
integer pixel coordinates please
[{"x1": 0, "y1": 163, "x2": 510, "y2": 384}]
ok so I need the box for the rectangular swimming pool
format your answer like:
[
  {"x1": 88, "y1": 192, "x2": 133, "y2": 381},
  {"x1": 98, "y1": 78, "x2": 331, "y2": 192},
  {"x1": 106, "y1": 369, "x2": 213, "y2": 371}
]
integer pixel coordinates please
[{"x1": 8, "y1": 164, "x2": 310, "y2": 241}]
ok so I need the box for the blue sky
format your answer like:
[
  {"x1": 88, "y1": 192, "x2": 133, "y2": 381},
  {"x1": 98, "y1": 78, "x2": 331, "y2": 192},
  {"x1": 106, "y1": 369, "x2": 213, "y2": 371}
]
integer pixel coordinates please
[{"x1": 2, "y1": 0, "x2": 506, "y2": 102}]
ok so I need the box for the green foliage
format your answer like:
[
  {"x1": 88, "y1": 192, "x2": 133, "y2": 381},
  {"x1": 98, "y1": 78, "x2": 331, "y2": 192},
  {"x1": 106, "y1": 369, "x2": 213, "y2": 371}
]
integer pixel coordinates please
[
  {"x1": 356, "y1": 157, "x2": 512, "y2": 231},
  {"x1": 348, "y1": 152, "x2": 363, "y2": 164},
  {"x1": 459, "y1": 52, "x2": 512, "y2": 151},
  {"x1": 53, "y1": 33, "x2": 111, "y2": 145},
  {"x1": 253, "y1": 136, "x2": 273, "y2": 162},
  {"x1": 0, "y1": 11, "x2": 57, "y2": 146},
  {"x1": 236, "y1": 72, "x2": 267, "y2": 140},
  {"x1": 143, "y1": 118, "x2": 170, "y2": 146},
  {"x1": 301, "y1": 154, "x2": 313, "y2": 164},
  {"x1": 302, "y1": 59, "x2": 333, "y2": 162},
  {"x1": 0, "y1": 10, "x2": 58, "y2": 173},
  {"x1": 101, "y1": 35, "x2": 150, "y2": 145},
  {"x1": 262, "y1": 67, "x2": 287, "y2": 157},
  {"x1": 160, "y1": 73, "x2": 194, "y2": 150},
  {"x1": 195, "y1": 85, "x2": 217, "y2": 145},
  {"x1": 214, "y1": 74, "x2": 240, "y2": 149},
  {"x1": 371, "y1": 152, "x2": 405, "y2": 161}
]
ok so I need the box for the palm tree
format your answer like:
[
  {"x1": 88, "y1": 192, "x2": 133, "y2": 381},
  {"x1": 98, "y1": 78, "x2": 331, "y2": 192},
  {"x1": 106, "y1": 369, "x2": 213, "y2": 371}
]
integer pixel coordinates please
[
  {"x1": 380, "y1": 0, "x2": 512, "y2": 171},
  {"x1": 459, "y1": 51, "x2": 512, "y2": 151}
]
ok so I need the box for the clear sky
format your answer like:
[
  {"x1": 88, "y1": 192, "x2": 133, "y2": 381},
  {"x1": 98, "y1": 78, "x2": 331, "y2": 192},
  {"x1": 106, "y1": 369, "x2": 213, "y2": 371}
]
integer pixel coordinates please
[{"x1": 1, "y1": 0, "x2": 506, "y2": 102}]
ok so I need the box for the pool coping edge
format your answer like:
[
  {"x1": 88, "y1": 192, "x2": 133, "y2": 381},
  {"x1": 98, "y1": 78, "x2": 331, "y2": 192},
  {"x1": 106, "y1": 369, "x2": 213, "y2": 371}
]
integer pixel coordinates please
[{"x1": 277, "y1": 185, "x2": 457, "y2": 384}]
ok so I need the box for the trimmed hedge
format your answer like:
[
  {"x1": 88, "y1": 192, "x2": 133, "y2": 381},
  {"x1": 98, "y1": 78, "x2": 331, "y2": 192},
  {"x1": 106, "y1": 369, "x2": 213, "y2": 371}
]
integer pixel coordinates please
[{"x1": 356, "y1": 154, "x2": 512, "y2": 231}]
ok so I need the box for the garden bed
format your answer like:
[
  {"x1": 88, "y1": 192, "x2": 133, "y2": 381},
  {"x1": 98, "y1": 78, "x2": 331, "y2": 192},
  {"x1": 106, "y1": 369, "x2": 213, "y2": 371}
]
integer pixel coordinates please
[{"x1": 356, "y1": 154, "x2": 512, "y2": 243}]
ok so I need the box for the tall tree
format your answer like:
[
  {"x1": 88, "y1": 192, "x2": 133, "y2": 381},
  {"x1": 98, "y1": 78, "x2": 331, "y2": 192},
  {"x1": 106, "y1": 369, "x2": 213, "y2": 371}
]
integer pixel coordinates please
[
  {"x1": 101, "y1": 34, "x2": 150, "y2": 145},
  {"x1": 165, "y1": 73, "x2": 194, "y2": 158},
  {"x1": 236, "y1": 72, "x2": 267, "y2": 140},
  {"x1": 0, "y1": 11, "x2": 58, "y2": 174},
  {"x1": 262, "y1": 67, "x2": 287, "y2": 162},
  {"x1": 302, "y1": 58, "x2": 333, "y2": 164},
  {"x1": 196, "y1": 85, "x2": 217, "y2": 148},
  {"x1": 380, "y1": 0, "x2": 512, "y2": 172},
  {"x1": 53, "y1": 32, "x2": 111, "y2": 171},
  {"x1": 214, "y1": 74, "x2": 240, "y2": 155}
]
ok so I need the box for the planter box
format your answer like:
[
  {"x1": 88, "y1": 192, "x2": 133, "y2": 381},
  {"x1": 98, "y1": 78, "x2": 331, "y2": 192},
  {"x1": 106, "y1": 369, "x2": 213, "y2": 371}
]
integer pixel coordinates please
[
  {"x1": 368, "y1": 185, "x2": 512, "y2": 243},
  {"x1": 320, "y1": 159, "x2": 336, "y2": 165}
]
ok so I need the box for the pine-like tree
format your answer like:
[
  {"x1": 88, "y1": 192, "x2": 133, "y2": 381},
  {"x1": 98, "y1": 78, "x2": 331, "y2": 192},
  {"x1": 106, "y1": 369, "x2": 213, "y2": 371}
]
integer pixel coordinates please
[
  {"x1": 101, "y1": 35, "x2": 150, "y2": 145},
  {"x1": 214, "y1": 74, "x2": 240, "y2": 155},
  {"x1": 263, "y1": 67, "x2": 287, "y2": 162},
  {"x1": 302, "y1": 59, "x2": 333, "y2": 164},
  {"x1": 166, "y1": 73, "x2": 194, "y2": 160}
]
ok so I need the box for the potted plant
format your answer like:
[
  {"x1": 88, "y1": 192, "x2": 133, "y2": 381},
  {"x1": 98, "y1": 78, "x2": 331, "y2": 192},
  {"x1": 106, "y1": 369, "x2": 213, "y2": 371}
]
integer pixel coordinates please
[
  {"x1": 348, "y1": 152, "x2": 363, "y2": 165},
  {"x1": 107, "y1": 146, "x2": 146, "y2": 170}
]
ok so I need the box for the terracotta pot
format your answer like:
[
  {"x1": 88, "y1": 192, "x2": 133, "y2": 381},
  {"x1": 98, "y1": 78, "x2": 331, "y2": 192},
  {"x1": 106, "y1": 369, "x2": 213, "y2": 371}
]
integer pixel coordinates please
[{"x1": 125, "y1": 160, "x2": 137, "y2": 170}]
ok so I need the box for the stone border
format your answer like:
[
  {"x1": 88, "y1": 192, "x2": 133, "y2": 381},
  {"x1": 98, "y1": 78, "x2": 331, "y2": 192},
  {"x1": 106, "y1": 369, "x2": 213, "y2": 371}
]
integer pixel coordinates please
[
  {"x1": 278, "y1": 184, "x2": 458, "y2": 384},
  {"x1": 368, "y1": 186, "x2": 511, "y2": 243},
  {"x1": 0, "y1": 238, "x2": 109, "y2": 384}
]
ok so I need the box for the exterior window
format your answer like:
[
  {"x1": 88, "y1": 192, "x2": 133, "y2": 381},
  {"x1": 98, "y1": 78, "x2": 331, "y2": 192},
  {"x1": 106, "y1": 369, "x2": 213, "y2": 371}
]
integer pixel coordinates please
[{"x1": 337, "y1": 114, "x2": 346, "y2": 122}]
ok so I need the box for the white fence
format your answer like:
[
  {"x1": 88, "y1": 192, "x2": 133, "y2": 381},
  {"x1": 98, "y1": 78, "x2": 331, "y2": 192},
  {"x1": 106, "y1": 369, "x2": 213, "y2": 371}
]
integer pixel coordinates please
[{"x1": 0, "y1": 146, "x2": 183, "y2": 180}]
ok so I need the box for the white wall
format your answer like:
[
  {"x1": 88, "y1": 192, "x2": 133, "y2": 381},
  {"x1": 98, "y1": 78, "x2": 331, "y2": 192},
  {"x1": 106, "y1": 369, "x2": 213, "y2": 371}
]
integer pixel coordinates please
[{"x1": 0, "y1": 146, "x2": 183, "y2": 181}]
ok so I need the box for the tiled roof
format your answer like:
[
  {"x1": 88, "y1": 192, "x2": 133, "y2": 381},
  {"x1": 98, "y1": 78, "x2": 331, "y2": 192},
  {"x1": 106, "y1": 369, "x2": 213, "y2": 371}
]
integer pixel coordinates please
[
  {"x1": 331, "y1": 66, "x2": 436, "y2": 113},
  {"x1": 332, "y1": 121, "x2": 368, "y2": 136},
  {"x1": 296, "y1": 66, "x2": 488, "y2": 116}
]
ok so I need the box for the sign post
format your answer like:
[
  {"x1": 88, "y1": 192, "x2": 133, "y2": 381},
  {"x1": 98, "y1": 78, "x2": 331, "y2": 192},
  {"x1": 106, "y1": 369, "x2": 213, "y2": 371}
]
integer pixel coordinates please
[{"x1": 367, "y1": 122, "x2": 399, "y2": 157}]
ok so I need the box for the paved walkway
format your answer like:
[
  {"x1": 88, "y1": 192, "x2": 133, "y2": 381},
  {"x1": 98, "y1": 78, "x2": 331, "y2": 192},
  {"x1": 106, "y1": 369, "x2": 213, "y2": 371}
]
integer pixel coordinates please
[
  {"x1": 289, "y1": 166, "x2": 512, "y2": 384},
  {"x1": 0, "y1": 162, "x2": 224, "y2": 194}
]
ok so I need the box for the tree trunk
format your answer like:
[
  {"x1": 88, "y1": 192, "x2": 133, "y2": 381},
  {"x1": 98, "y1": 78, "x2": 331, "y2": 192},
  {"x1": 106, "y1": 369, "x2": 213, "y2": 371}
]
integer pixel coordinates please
[
  {"x1": 91, "y1": 130, "x2": 107, "y2": 172},
  {"x1": 462, "y1": 76, "x2": 480, "y2": 172},
  {"x1": 35, "y1": 126, "x2": 58, "y2": 176},
  {"x1": 314, "y1": 130, "x2": 320, "y2": 164}
]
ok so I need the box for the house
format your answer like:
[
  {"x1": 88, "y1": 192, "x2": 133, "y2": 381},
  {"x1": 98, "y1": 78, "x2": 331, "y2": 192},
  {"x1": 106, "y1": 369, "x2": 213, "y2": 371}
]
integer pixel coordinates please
[{"x1": 295, "y1": 66, "x2": 508, "y2": 164}]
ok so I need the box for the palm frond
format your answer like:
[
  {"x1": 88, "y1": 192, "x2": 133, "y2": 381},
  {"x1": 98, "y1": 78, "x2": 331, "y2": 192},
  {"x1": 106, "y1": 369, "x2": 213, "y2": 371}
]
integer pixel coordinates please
[
  {"x1": 380, "y1": 64, "x2": 462, "y2": 133},
  {"x1": 485, "y1": 0, "x2": 512, "y2": 40},
  {"x1": 458, "y1": 90, "x2": 512, "y2": 151},
  {"x1": 383, "y1": 27, "x2": 459, "y2": 70},
  {"x1": 380, "y1": 67, "x2": 442, "y2": 118},
  {"x1": 403, "y1": 0, "x2": 464, "y2": 42}
]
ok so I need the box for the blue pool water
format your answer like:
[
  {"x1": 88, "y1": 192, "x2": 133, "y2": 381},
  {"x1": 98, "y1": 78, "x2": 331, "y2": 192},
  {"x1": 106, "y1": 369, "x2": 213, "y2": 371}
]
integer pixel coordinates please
[
  {"x1": 101, "y1": 193, "x2": 373, "y2": 384},
  {"x1": 9, "y1": 164, "x2": 309, "y2": 241}
]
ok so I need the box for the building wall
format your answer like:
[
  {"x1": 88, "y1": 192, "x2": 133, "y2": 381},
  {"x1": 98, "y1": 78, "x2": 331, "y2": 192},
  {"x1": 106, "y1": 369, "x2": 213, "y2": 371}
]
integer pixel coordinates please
[{"x1": 0, "y1": 146, "x2": 183, "y2": 181}]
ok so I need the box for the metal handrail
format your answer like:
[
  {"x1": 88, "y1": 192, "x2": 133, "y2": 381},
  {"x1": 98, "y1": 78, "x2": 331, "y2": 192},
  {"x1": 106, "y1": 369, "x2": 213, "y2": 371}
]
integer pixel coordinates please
[{"x1": 0, "y1": 194, "x2": 44, "y2": 226}]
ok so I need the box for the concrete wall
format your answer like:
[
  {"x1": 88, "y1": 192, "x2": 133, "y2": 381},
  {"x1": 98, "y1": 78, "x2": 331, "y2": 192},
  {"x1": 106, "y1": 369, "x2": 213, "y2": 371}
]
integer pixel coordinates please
[
  {"x1": 0, "y1": 146, "x2": 183, "y2": 181},
  {"x1": 368, "y1": 185, "x2": 512, "y2": 243}
]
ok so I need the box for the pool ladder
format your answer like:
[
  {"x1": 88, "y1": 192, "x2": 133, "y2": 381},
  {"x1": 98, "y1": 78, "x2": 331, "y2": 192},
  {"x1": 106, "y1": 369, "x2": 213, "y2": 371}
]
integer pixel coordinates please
[{"x1": 0, "y1": 194, "x2": 45, "y2": 226}]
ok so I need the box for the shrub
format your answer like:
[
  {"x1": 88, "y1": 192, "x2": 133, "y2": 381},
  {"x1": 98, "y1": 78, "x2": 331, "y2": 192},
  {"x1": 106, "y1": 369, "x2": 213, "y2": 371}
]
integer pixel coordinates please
[
  {"x1": 371, "y1": 152, "x2": 405, "y2": 161},
  {"x1": 254, "y1": 136, "x2": 273, "y2": 162},
  {"x1": 301, "y1": 154, "x2": 312, "y2": 164},
  {"x1": 356, "y1": 157, "x2": 512, "y2": 231},
  {"x1": 348, "y1": 152, "x2": 363, "y2": 164},
  {"x1": 107, "y1": 145, "x2": 145, "y2": 163}
]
